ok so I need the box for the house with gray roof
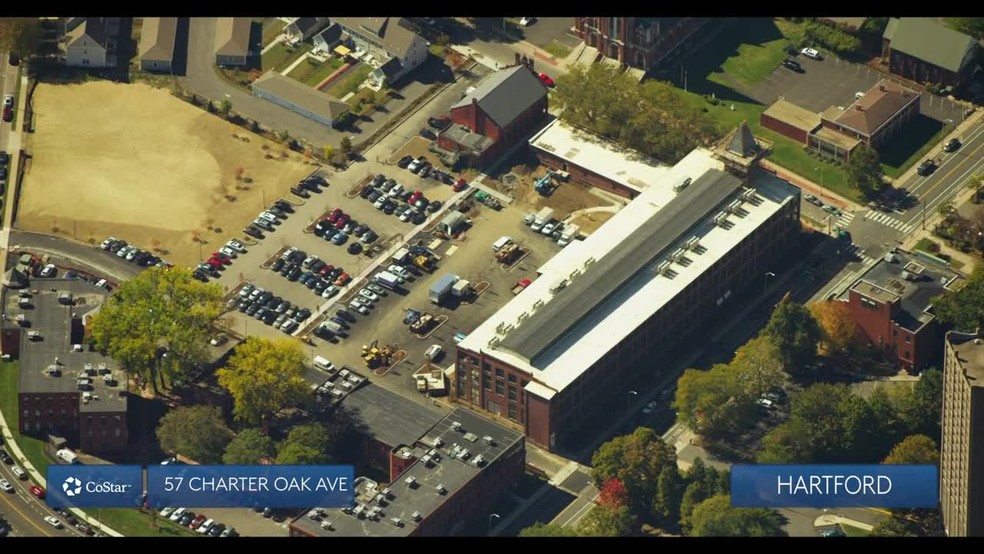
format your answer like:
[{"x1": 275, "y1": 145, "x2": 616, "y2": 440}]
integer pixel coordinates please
[
  {"x1": 283, "y1": 17, "x2": 329, "y2": 43},
  {"x1": 436, "y1": 64, "x2": 549, "y2": 167},
  {"x1": 138, "y1": 17, "x2": 178, "y2": 72},
  {"x1": 251, "y1": 72, "x2": 349, "y2": 128},
  {"x1": 882, "y1": 18, "x2": 983, "y2": 89},
  {"x1": 332, "y1": 17, "x2": 427, "y2": 86},
  {"x1": 214, "y1": 17, "x2": 252, "y2": 66},
  {"x1": 65, "y1": 17, "x2": 119, "y2": 68}
]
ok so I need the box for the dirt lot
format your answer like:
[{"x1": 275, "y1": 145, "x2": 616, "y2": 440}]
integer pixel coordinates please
[
  {"x1": 489, "y1": 163, "x2": 615, "y2": 222},
  {"x1": 19, "y1": 81, "x2": 316, "y2": 266}
]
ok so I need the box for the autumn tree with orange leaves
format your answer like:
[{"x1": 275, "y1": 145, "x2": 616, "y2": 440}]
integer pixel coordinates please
[{"x1": 809, "y1": 300, "x2": 857, "y2": 355}]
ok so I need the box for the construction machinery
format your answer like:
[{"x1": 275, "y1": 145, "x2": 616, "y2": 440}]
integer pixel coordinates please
[
  {"x1": 413, "y1": 255, "x2": 435, "y2": 273},
  {"x1": 495, "y1": 242, "x2": 521, "y2": 264},
  {"x1": 362, "y1": 340, "x2": 397, "y2": 369},
  {"x1": 534, "y1": 171, "x2": 555, "y2": 195},
  {"x1": 410, "y1": 313, "x2": 434, "y2": 334},
  {"x1": 404, "y1": 309, "x2": 421, "y2": 326}
]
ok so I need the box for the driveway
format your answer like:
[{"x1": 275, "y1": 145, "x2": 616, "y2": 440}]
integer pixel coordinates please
[
  {"x1": 10, "y1": 231, "x2": 144, "y2": 283},
  {"x1": 180, "y1": 18, "x2": 455, "y2": 150},
  {"x1": 518, "y1": 18, "x2": 579, "y2": 49}
]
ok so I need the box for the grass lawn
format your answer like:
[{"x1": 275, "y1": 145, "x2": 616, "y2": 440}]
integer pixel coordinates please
[
  {"x1": 773, "y1": 18, "x2": 807, "y2": 46},
  {"x1": 94, "y1": 508, "x2": 196, "y2": 537},
  {"x1": 326, "y1": 63, "x2": 373, "y2": 101},
  {"x1": 839, "y1": 524, "x2": 871, "y2": 537},
  {"x1": 258, "y1": 17, "x2": 283, "y2": 47},
  {"x1": 880, "y1": 115, "x2": 948, "y2": 178},
  {"x1": 542, "y1": 41, "x2": 572, "y2": 60},
  {"x1": 287, "y1": 56, "x2": 344, "y2": 87},
  {"x1": 260, "y1": 42, "x2": 312, "y2": 73},
  {"x1": 712, "y1": 37, "x2": 790, "y2": 88},
  {"x1": 915, "y1": 237, "x2": 938, "y2": 252}
]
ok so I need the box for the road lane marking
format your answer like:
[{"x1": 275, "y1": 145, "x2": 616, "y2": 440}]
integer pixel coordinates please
[{"x1": 0, "y1": 492, "x2": 54, "y2": 536}]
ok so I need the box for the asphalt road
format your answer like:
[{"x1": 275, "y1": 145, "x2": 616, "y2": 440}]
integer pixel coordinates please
[
  {"x1": 0, "y1": 55, "x2": 14, "y2": 154},
  {"x1": 9, "y1": 231, "x2": 143, "y2": 282},
  {"x1": 0, "y1": 458, "x2": 79, "y2": 537}
]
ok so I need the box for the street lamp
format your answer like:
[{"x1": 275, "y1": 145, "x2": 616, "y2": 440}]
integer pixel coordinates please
[
  {"x1": 488, "y1": 513, "x2": 501, "y2": 533},
  {"x1": 628, "y1": 390, "x2": 638, "y2": 409},
  {"x1": 814, "y1": 166, "x2": 825, "y2": 198},
  {"x1": 765, "y1": 272, "x2": 776, "y2": 290}
]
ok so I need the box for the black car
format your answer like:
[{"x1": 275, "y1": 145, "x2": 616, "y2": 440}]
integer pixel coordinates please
[
  {"x1": 273, "y1": 200, "x2": 295, "y2": 213},
  {"x1": 427, "y1": 116, "x2": 451, "y2": 131},
  {"x1": 412, "y1": 212, "x2": 426, "y2": 225},
  {"x1": 271, "y1": 258, "x2": 285, "y2": 272},
  {"x1": 0, "y1": 151, "x2": 8, "y2": 166},
  {"x1": 243, "y1": 225, "x2": 264, "y2": 239},
  {"x1": 336, "y1": 309, "x2": 355, "y2": 322},
  {"x1": 781, "y1": 58, "x2": 803, "y2": 72},
  {"x1": 279, "y1": 263, "x2": 294, "y2": 277},
  {"x1": 348, "y1": 242, "x2": 363, "y2": 255},
  {"x1": 287, "y1": 267, "x2": 302, "y2": 281},
  {"x1": 1, "y1": 449, "x2": 14, "y2": 464},
  {"x1": 328, "y1": 267, "x2": 344, "y2": 280},
  {"x1": 420, "y1": 128, "x2": 438, "y2": 140},
  {"x1": 192, "y1": 270, "x2": 209, "y2": 282},
  {"x1": 360, "y1": 186, "x2": 374, "y2": 199},
  {"x1": 306, "y1": 277, "x2": 320, "y2": 290},
  {"x1": 383, "y1": 202, "x2": 397, "y2": 215},
  {"x1": 262, "y1": 311, "x2": 278, "y2": 325},
  {"x1": 397, "y1": 155, "x2": 414, "y2": 168},
  {"x1": 267, "y1": 205, "x2": 287, "y2": 218},
  {"x1": 310, "y1": 259, "x2": 326, "y2": 273},
  {"x1": 427, "y1": 200, "x2": 443, "y2": 213},
  {"x1": 371, "y1": 174, "x2": 386, "y2": 187},
  {"x1": 295, "y1": 308, "x2": 312, "y2": 321},
  {"x1": 943, "y1": 138, "x2": 961, "y2": 153},
  {"x1": 290, "y1": 185, "x2": 310, "y2": 198},
  {"x1": 352, "y1": 223, "x2": 368, "y2": 237},
  {"x1": 238, "y1": 300, "x2": 251, "y2": 313},
  {"x1": 307, "y1": 175, "x2": 328, "y2": 186},
  {"x1": 917, "y1": 159, "x2": 937, "y2": 176},
  {"x1": 108, "y1": 240, "x2": 126, "y2": 253},
  {"x1": 367, "y1": 190, "x2": 381, "y2": 202},
  {"x1": 179, "y1": 512, "x2": 196, "y2": 526},
  {"x1": 209, "y1": 523, "x2": 226, "y2": 537},
  {"x1": 299, "y1": 180, "x2": 321, "y2": 192}
]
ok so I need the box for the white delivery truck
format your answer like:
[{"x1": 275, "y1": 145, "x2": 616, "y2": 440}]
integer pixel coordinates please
[
  {"x1": 375, "y1": 271, "x2": 402, "y2": 291},
  {"x1": 530, "y1": 207, "x2": 554, "y2": 232}
]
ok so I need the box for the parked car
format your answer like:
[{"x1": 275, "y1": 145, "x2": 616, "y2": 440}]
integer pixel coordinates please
[
  {"x1": 453, "y1": 179, "x2": 468, "y2": 192},
  {"x1": 538, "y1": 73, "x2": 554, "y2": 87},
  {"x1": 273, "y1": 200, "x2": 295, "y2": 213},
  {"x1": 420, "y1": 128, "x2": 437, "y2": 140},
  {"x1": 408, "y1": 157, "x2": 425, "y2": 173},
  {"x1": 800, "y1": 47, "x2": 821, "y2": 59},
  {"x1": 804, "y1": 194, "x2": 823, "y2": 207},
  {"x1": 290, "y1": 185, "x2": 310, "y2": 198},
  {"x1": 943, "y1": 138, "x2": 961, "y2": 153},
  {"x1": 781, "y1": 58, "x2": 803, "y2": 72},
  {"x1": 917, "y1": 159, "x2": 937, "y2": 176},
  {"x1": 427, "y1": 116, "x2": 451, "y2": 130},
  {"x1": 418, "y1": 165, "x2": 432, "y2": 178},
  {"x1": 397, "y1": 155, "x2": 414, "y2": 168}
]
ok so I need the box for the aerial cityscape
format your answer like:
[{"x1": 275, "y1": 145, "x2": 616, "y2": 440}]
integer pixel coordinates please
[{"x1": 0, "y1": 16, "x2": 981, "y2": 539}]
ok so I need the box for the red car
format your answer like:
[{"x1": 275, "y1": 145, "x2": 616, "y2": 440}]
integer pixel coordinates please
[
  {"x1": 327, "y1": 208, "x2": 343, "y2": 223},
  {"x1": 189, "y1": 514, "x2": 208, "y2": 529},
  {"x1": 210, "y1": 253, "x2": 231, "y2": 264},
  {"x1": 409, "y1": 191, "x2": 422, "y2": 203},
  {"x1": 334, "y1": 213, "x2": 350, "y2": 229},
  {"x1": 29, "y1": 485, "x2": 45, "y2": 499},
  {"x1": 538, "y1": 73, "x2": 554, "y2": 87},
  {"x1": 334, "y1": 272, "x2": 351, "y2": 287},
  {"x1": 453, "y1": 179, "x2": 468, "y2": 192},
  {"x1": 319, "y1": 264, "x2": 334, "y2": 276},
  {"x1": 2, "y1": 105, "x2": 11, "y2": 123},
  {"x1": 206, "y1": 258, "x2": 223, "y2": 269}
]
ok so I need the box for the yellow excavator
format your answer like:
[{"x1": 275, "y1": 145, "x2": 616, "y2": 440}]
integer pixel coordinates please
[{"x1": 362, "y1": 340, "x2": 396, "y2": 369}]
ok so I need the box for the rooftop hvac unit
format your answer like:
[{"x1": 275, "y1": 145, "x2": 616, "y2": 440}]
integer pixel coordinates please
[
  {"x1": 353, "y1": 504, "x2": 365, "y2": 517},
  {"x1": 714, "y1": 213, "x2": 728, "y2": 227},
  {"x1": 673, "y1": 177, "x2": 693, "y2": 192},
  {"x1": 482, "y1": 435, "x2": 495, "y2": 445},
  {"x1": 405, "y1": 476, "x2": 417, "y2": 487},
  {"x1": 436, "y1": 484, "x2": 447, "y2": 495},
  {"x1": 411, "y1": 511, "x2": 422, "y2": 522},
  {"x1": 463, "y1": 432, "x2": 479, "y2": 443},
  {"x1": 451, "y1": 421, "x2": 462, "y2": 431},
  {"x1": 584, "y1": 257, "x2": 597, "y2": 268},
  {"x1": 741, "y1": 188, "x2": 757, "y2": 201},
  {"x1": 671, "y1": 248, "x2": 687, "y2": 263},
  {"x1": 432, "y1": 437, "x2": 443, "y2": 448},
  {"x1": 320, "y1": 521, "x2": 333, "y2": 531},
  {"x1": 686, "y1": 236, "x2": 700, "y2": 251},
  {"x1": 391, "y1": 517, "x2": 404, "y2": 528},
  {"x1": 728, "y1": 199, "x2": 743, "y2": 213},
  {"x1": 381, "y1": 487, "x2": 392, "y2": 499},
  {"x1": 422, "y1": 454, "x2": 433, "y2": 467},
  {"x1": 656, "y1": 260, "x2": 672, "y2": 276},
  {"x1": 473, "y1": 454, "x2": 485, "y2": 466}
]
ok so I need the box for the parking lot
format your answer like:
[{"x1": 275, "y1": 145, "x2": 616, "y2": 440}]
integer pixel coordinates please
[{"x1": 750, "y1": 52, "x2": 966, "y2": 124}]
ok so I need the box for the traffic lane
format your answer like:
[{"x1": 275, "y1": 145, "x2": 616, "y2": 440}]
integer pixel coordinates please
[
  {"x1": 10, "y1": 231, "x2": 145, "y2": 282},
  {"x1": 519, "y1": 18, "x2": 577, "y2": 48},
  {"x1": 900, "y1": 120, "x2": 984, "y2": 201},
  {"x1": 0, "y1": 462, "x2": 69, "y2": 537},
  {"x1": 901, "y1": 130, "x2": 984, "y2": 228}
]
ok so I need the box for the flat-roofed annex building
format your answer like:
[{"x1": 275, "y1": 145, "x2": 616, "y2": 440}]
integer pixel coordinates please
[{"x1": 455, "y1": 147, "x2": 801, "y2": 450}]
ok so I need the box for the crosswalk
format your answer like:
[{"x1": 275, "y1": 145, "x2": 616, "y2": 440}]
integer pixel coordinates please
[
  {"x1": 864, "y1": 211, "x2": 916, "y2": 234},
  {"x1": 836, "y1": 211, "x2": 855, "y2": 229},
  {"x1": 841, "y1": 243, "x2": 873, "y2": 264}
]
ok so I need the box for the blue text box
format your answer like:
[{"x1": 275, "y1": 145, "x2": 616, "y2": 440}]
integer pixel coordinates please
[
  {"x1": 147, "y1": 465, "x2": 355, "y2": 509},
  {"x1": 47, "y1": 465, "x2": 144, "y2": 509},
  {"x1": 731, "y1": 464, "x2": 939, "y2": 508}
]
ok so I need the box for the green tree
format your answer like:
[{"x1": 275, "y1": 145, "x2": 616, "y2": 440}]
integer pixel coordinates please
[
  {"x1": 945, "y1": 17, "x2": 984, "y2": 40},
  {"x1": 934, "y1": 268, "x2": 984, "y2": 331},
  {"x1": 870, "y1": 509, "x2": 945, "y2": 536},
  {"x1": 679, "y1": 459, "x2": 729, "y2": 531},
  {"x1": 340, "y1": 136, "x2": 353, "y2": 158},
  {"x1": 757, "y1": 420, "x2": 810, "y2": 463},
  {"x1": 763, "y1": 299, "x2": 822, "y2": 374},
  {"x1": 216, "y1": 337, "x2": 313, "y2": 426},
  {"x1": 654, "y1": 464, "x2": 685, "y2": 526},
  {"x1": 88, "y1": 266, "x2": 223, "y2": 392},
  {"x1": 0, "y1": 18, "x2": 42, "y2": 57},
  {"x1": 883, "y1": 435, "x2": 939, "y2": 465},
  {"x1": 675, "y1": 364, "x2": 758, "y2": 440},
  {"x1": 908, "y1": 369, "x2": 943, "y2": 440},
  {"x1": 730, "y1": 336, "x2": 786, "y2": 398},
  {"x1": 688, "y1": 495, "x2": 787, "y2": 537},
  {"x1": 578, "y1": 505, "x2": 637, "y2": 537},
  {"x1": 590, "y1": 427, "x2": 678, "y2": 517},
  {"x1": 322, "y1": 144, "x2": 334, "y2": 160},
  {"x1": 223, "y1": 428, "x2": 276, "y2": 465},
  {"x1": 156, "y1": 406, "x2": 232, "y2": 464},
  {"x1": 275, "y1": 423, "x2": 330, "y2": 465},
  {"x1": 519, "y1": 523, "x2": 578, "y2": 537},
  {"x1": 846, "y1": 145, "x2": 884, "y2": 198}
]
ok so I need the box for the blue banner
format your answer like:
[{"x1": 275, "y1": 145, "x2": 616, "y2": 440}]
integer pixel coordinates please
[
  {"x1": 147, "y1": 465, "x2": 355, "y2": 509},
  {"x1": 47, "y1": 465, "x2": 144, "y2": 509},
  {"x1": 731, "y1": 464, "x2": 939, "y2": 508}
]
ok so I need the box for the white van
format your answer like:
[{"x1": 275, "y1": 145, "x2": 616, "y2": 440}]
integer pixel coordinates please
[
  {"x1": 492, "y1": 236, "x2": 513, "y2": 252},
  {"x1": 56, "y1": 448, "x2": 80, "y2": 465},
  {"x1": 11, "y1": 466, "x2": 26, "y2": 480},
  {"x1": 425, "y1": 344, "x2": 443, "y2": 362},
  {"x1": 313, "y1": 356, "x2": 335, "y2": 372}
]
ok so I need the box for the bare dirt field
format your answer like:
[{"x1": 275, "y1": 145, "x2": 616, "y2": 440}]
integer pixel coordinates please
[
  {"x1": 490, "y1": 163, "x2": 613, "y2": 221},
  {"x1": 19, "y1": 81, "x2": 317, "y2": 267}
]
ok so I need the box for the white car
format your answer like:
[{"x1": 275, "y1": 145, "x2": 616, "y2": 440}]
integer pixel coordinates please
[
  {"x1": 44, "y1": 516, "x2": 63, "y2": 529},
  {"x1": 116, "y1": 245, "x2": 133, "y2": 258},
  {"x1": 218, "y1": 246, "x2": 237, "y2": 259},
  {"x1": 399, "y1": 207, "x2": 413, "y2": 222},
  {"x1": 259, "y1": 212, "x2": 280, "y2": 224},
  {"x1": 160, "y1": 506, "x2": 176, "y2": 517},
  {"x1": 349, "y1": 300, "x2": 370, "y2": 314},
  {"x1": 281, "y1": 246, "x2": 298, "y2": 261},
  {"x1": 407, "y1": 158, "x2": 422, "y2": 172},
  {"x1": 303, "y1": 255, "x2": 319, "y2": 268},
  {"x1": 94, "y1": 278, "x2": 108, "y2": 289},
  {"x1": 800, "y1": 47, "x2": 820, "y2": 59},
  {"x1": 374, "y1": 196, "x2": 387, "y2": 209},
  {"x1": 387, "y1": 184, "x2": 403, "y2": 198},
  {"x1": 541, "y1": 221, "x2": 558, "y2": 235},
  {"x1": 100, "y1": 237, "x2": 118, "y2": 250},
  {"x1": 3, "y1": 95, "x2": 12, "y2": 107},
  {"x1": 197, "y1": 518, "x2": 215, "y2": 534},
  {"x1": 387, "y1": 265, "x2": 410, "y2": 280},
  {"x1": 0, "y1": 479, "x2": 12, "y2": 492},
  {"x1": 39, "y1": 264, "x2": 57, "y2": 278},
  {"x1": 238, "y1": 283, "x2": 255, "y2": 299},
  {"x1": 169, "y1": 507, "x2": 187, "y2": 521},
  {"x1": 321, "y1": 285, "x2": 338, "y2": 299},
  {"x1": 519, "y1": 17, "x2": 535, "y2": 27},
  {"x1": 225, "y1": 239, "x2": 247, "y2": 253},
  {"x1": 358, "y1": 289, "x2": 379, "y2": 302},
  {"x1": 281, "y1": 320, "x2": 298, "y2": 334}
]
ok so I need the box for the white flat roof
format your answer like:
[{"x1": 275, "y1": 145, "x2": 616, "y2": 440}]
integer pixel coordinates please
[
  {"x1": 459, "y1": 149, "x2": 797, "y2": 399},
  {"x1": 529, "y1": 119, "x2": 671, "y2": 193}
]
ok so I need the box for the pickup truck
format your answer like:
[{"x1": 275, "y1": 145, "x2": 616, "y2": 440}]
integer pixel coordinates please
[{"x1": 511, "y1": 278, "x2": 532, "y2": 295}]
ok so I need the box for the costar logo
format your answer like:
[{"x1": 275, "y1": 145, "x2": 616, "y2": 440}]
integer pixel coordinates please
[{"x1": 62, "y1": 476, "x2": 83, "y2": 497}]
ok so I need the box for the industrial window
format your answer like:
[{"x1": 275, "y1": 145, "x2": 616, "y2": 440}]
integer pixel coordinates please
[
  {"x1": 495, "y1": 368, "x2": 504, "y2": 378},
  {"x1": 509, "y1": 386, "x2": 517, "y2": 401},
  {"x1": 508, "y1": 404, "x2": 517, "y2": 420},
  {"x1": 905, "y1": 335, "x2": 911, "y2": 344},
  {"x1": 496, "y1": 380, "x2": 505, "y2": 396},
  {"x1": 508, "y1": 374, "x2": 517, "y2": 383},
  {"x1": 482, "y1": 362, "x2": 490, "y2": 371},
  {"x1": 483, "y1": 376, "x2": 491, "y2": 390}
]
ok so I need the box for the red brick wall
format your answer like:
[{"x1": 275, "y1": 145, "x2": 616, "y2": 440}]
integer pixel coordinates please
[
  {"x1": 2, "y1": 327, "x2": 21, "y2": 357},
  {"x1": 889, "y1": 50, "x2": 961, "y2": 88},
  {"x1": 389, "y1": 449, "x2": 416, "y2": 483},
  {"x1": 534, "y1": 150, "x2": 639, "y2": 199},
  {"x1": 911, "y1": 320, "x2": 941, "y2": 371},
  {"x1": 525, "y1": 393, "x2": 553, "y2": 449},
  {"x1": 761, "y1": 112, "x2": 809, "y2": 144},
  {"x1": 19, "y1": 392, "x2": 79, "y2": 438},
  {"x1": 79, "y1": 410, "x2": 127, "y2": 454},
  {"x1": 450, "y1": 101, "x2": 502, "y2": 140}
]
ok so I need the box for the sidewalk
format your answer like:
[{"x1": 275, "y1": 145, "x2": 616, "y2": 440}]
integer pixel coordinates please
[
  {"x1": 815, "y1": 514, "x2": 874, "y2": 532},
  {"x1": 759, "y1": 159, "x2": 858, "y2": 212}
]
